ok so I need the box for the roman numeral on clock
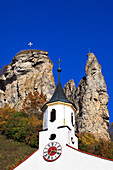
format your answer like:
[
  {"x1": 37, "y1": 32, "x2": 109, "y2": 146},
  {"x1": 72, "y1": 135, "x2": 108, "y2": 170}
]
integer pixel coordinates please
[{"x1": 44, "y1": 154, "x2": 48, "y2": 157}]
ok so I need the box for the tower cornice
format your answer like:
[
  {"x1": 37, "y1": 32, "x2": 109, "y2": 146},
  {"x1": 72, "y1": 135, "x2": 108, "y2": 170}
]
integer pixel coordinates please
[{"x1": 42, "y1": 101, "x2": 76, "y2": 112}]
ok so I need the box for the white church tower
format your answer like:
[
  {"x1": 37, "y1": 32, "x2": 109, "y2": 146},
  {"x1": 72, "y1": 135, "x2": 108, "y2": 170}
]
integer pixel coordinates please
[
  {"x1": 14, "y1": 61, "x2": 113, "y2": 170},
  {"x1": 40, "y1": 66, "x2": 78, "y2": 161}
]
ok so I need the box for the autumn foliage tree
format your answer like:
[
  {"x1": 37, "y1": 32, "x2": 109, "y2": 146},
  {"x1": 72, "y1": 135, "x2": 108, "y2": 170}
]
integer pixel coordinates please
[
  {"x1": 0, "y1": 92, "x2": 47, "y2": 148},
  {"x1": 78, "y1": 133, "x2": 113, "y2": 160},
  {"x1": 22, "y1": 91, "x2": 46, "y2": 119},
  {"x1": 0, "y1": 104, "x2": 16, "y2": 134}
]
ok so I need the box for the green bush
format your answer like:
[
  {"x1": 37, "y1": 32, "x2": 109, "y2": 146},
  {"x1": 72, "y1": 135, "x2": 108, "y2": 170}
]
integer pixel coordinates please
[{"x1": 0, "y1": 105, "x2": 42, "y2": 148}]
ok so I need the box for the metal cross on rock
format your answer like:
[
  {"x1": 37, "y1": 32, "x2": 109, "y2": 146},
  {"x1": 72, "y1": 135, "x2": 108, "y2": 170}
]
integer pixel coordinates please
[
  {"x1": 89, "y1": 48, "x2": 90, "y2": 53},
  {"x1": 28, "y1": 42, "x2": 33, "y2": 49}
]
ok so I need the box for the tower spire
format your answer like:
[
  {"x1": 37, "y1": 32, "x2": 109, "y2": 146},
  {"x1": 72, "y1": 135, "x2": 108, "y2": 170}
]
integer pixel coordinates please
[
  {"x1": 42, "y1": 57, "x2": 76, "y2": 110},
  {"x1": 56, "y1": 58, "x2": 63, "y2": 83}
]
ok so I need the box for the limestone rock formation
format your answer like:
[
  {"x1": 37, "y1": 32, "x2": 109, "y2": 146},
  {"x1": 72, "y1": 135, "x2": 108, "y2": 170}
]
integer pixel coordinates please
[
  {"x1": 0, "y1": 50, "x2": 110, "y2": 141},
  {"x1": 64, "y1": 79, "x2": 76, "y2": 103},
  {"x1": 0, "y1": 50, "x2": 55, "y2": 110},
  {"x1": 74, "y1": 53, "x2": 110, "y2": 140}
]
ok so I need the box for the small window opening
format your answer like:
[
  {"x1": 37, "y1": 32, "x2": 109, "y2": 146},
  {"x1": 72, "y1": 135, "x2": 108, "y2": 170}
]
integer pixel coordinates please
[
  {"x1": 71, "y1": 137, "x2": 75, "y2": 144},
  {"x1": 49, "y1": 134, "x2": 56, "y2": 140},
  {"x1": 50, "y1": 109, "x2": 56, "y2": 122},
  {"x1": 71, "y1": 113, "x2": 74, "y2": 126}
]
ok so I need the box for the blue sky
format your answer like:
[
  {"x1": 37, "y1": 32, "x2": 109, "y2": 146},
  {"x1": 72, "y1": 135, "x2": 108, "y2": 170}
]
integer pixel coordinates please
[{"x1": 0, "y1": 0, "x2": 113, "y2": 123}]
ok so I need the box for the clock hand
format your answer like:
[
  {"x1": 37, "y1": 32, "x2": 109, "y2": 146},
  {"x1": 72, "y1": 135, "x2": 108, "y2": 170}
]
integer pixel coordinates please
[
  {"x1": 47, "y1": 149, "x2": 52, "y2": 159},
  {"x1": 51, "y1": 150, "x2": 57, "y2": 152},
  {"x1": 47, "y1": 154, "x2": 50, "y2": 159},
  {"x1": 51, "y1": 150, "x2": 60, "y2": 154},
  {"x1": 47, "y1": 148, "x2": 61, "y2": 159}
]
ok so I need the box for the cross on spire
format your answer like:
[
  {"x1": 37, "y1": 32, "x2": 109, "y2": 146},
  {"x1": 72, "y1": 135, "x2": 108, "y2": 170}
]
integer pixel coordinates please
[
  {"x1": 56, "y1": 58, "x2": 63, "y2": 83},
  {"x1": 56, "y1": 58, "x2": 63, "y2": 69},
  {"x1": 28, "y1": 42, "x2": 33, "y2": 49}
]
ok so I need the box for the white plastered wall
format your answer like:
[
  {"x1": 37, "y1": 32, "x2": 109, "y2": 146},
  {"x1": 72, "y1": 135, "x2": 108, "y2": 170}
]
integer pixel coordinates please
[
  {"x1": 14, "y1": 142, "x2": 113, "y2": 170},
  {"x1": 42, "y1": 103, "x2": 78, "y2": 148},
  {"x1": 43, "y1": 103, "x2": 76, "y2": 131}
]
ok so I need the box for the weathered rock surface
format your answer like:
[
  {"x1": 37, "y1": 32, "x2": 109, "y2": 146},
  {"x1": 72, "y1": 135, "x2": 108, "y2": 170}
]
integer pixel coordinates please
[
  {"x1": 74, "y1": 53, "x2": 110, "y2": 140},
  {"x1": 0, "y1": 50, "x2": 55, "y2": 110},
  {"x1": 64, "y1": 79, "x2": 76, "y2": 103}
]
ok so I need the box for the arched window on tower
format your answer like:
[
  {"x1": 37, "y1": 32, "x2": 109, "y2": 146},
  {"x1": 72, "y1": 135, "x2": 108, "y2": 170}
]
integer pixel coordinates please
[
  {"x1": 50, "y1": 109, "x2": 56, "y2": 122},
  {"x1": 71, "y1": 113, "x2": 74, "y2": 127}
]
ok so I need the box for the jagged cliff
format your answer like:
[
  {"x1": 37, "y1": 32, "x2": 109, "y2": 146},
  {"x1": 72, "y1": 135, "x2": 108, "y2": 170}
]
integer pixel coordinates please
[
  {"x1": 65, "y1": 53, "x2": 110, "y2": 140},
  {"x1": 0, "y1": 50, "x2": 110, "y2": 140},
  {"x1": 0, "y1": 50, "x2": 55, "y2": 110}
]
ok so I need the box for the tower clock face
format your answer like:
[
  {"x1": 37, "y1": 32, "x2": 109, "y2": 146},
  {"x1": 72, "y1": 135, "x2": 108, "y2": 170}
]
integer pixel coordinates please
[{"x1": 43, "y1": 142, "x2": 62, "y2": 162}]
